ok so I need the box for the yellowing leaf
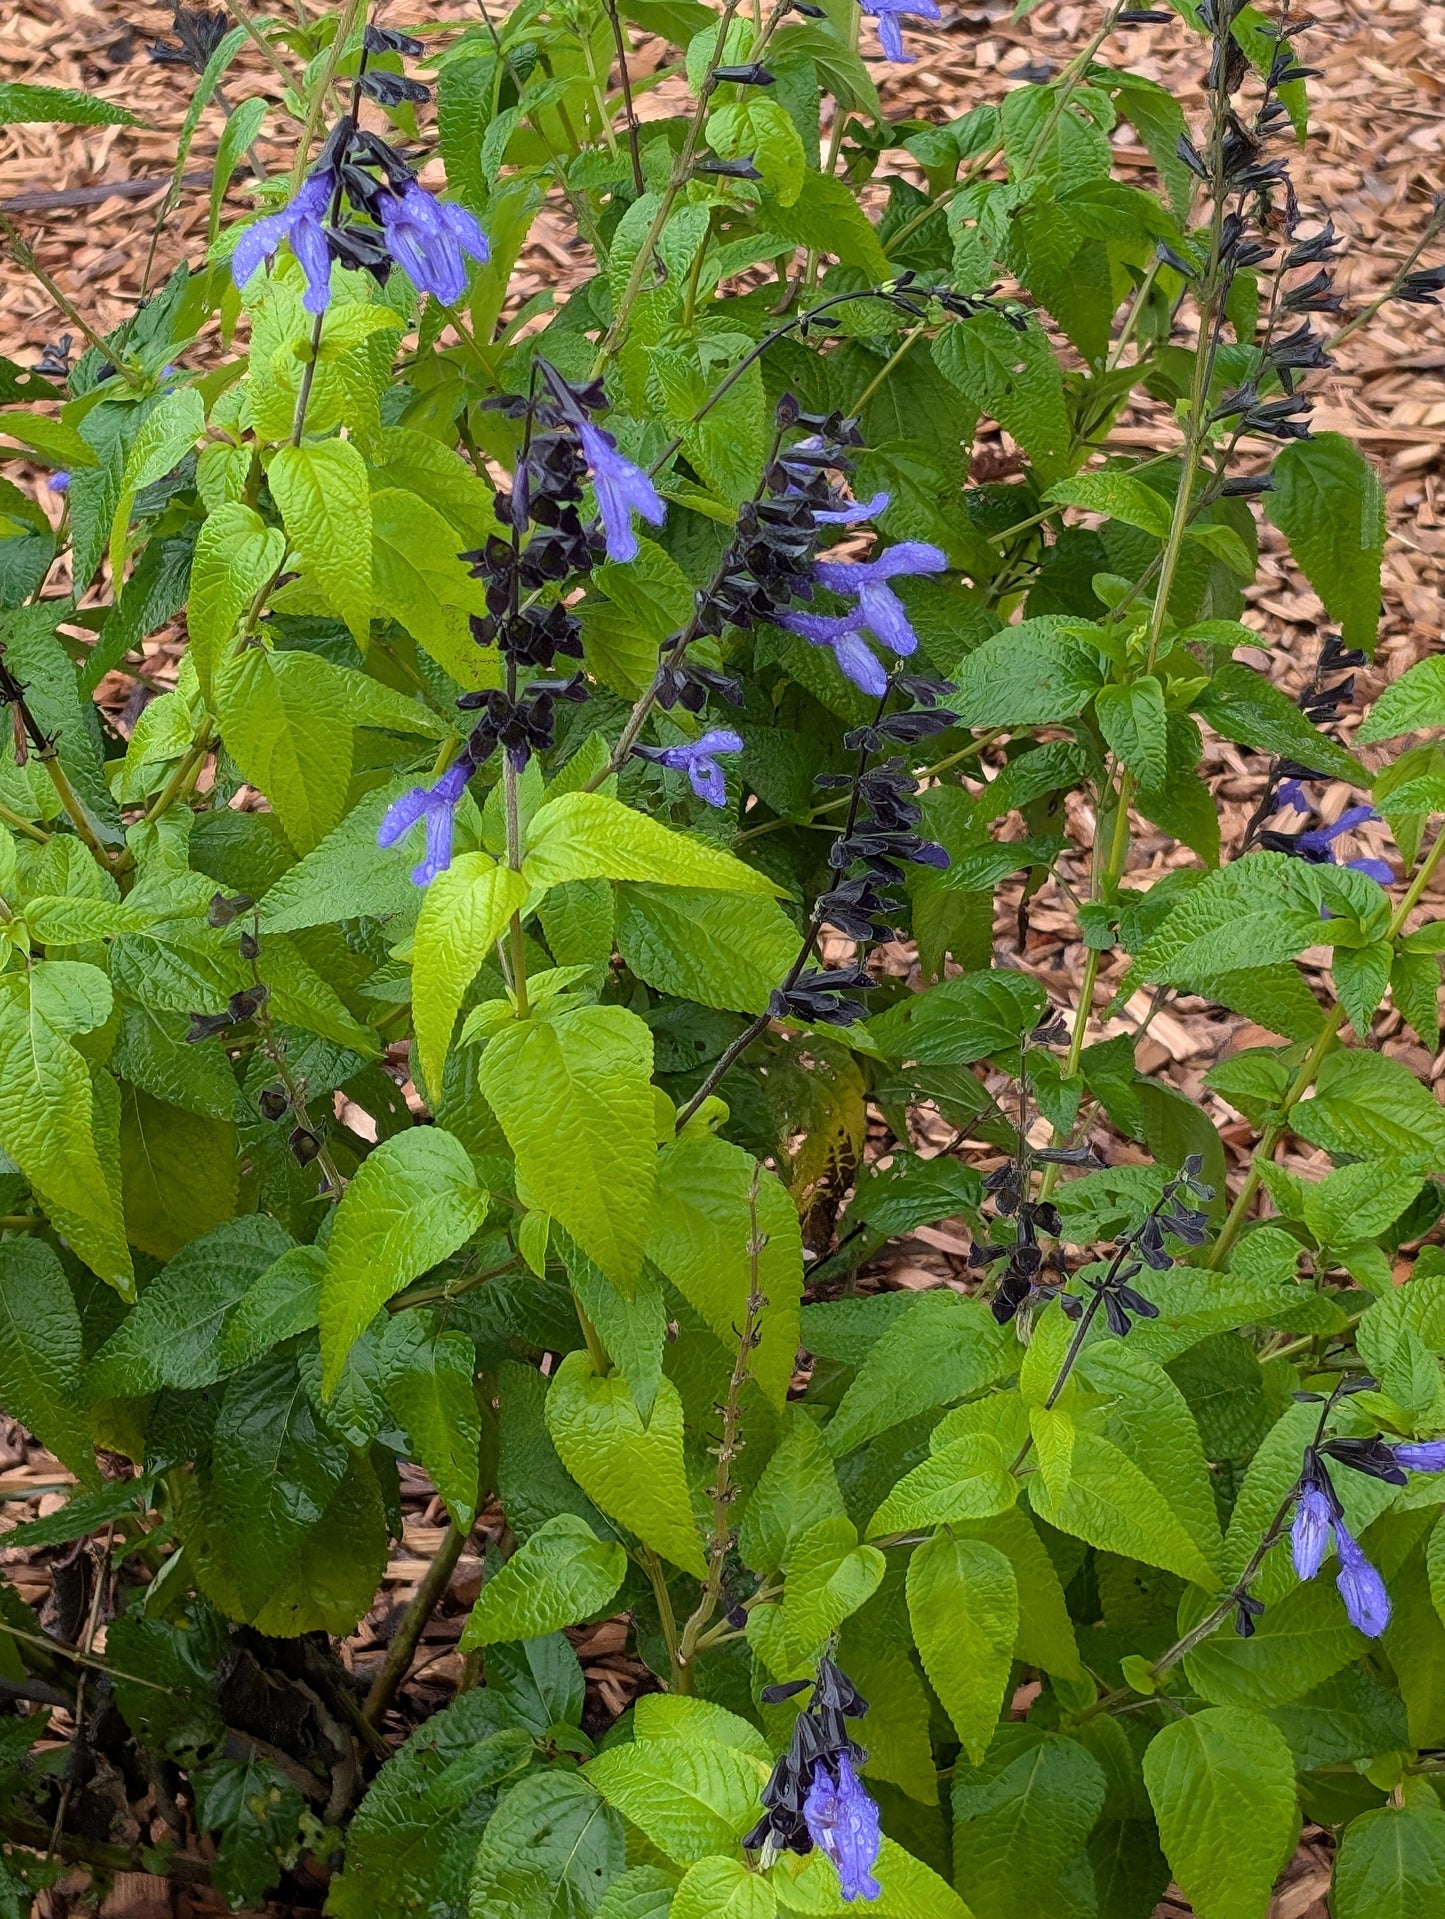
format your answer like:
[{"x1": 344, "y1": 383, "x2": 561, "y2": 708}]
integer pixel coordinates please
[
  {"x1": 412, "y1": 856, "x2": 527, "y2": 1098},
  {"x1": 269, "y1": 438, "x2": 372, "y2": 645}
]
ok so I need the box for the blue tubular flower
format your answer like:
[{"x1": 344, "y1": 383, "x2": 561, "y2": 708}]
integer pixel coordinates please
[
  {"x1": 812, "y1": 541, "x2": 948, "y2": 657},
  {"x1": 1276, "y1": 777, "x2": 1310, "y2": 813},
  {"x1": 1297, "y1": 803, "x2": 1376, "y2": 860},
  {"x1": 860, "y1": 0, "x2": 942, "y2": 63},
  {"x1": 376, "y1": 761, "x2": 470, "y2": 886},
  {"x1": 577, "y1": 422, "x2": 666, "y2": 563},
  {"x1": 804, "y1": 1754, "x2": 882, "y2": 1903},
  {"x1": 379, "y1": 181, "x2": 490, "y2": 305},
  {"x1": 1291, "y1": 1477, "x2": 1334, "y2": 1582},
  {"x1": 48, "y1": 471, "x2": 70, "y2": 492},
  {"x1": 633, "y1": 728, "x2": 744, "y2": 806},
  {"x1": 780, "y1": 610, "x2": 890, "y2": 699},
  {"x1": 1394, "y1": 1440, "x2": 1445, "y2": 1472},
  {"x1": 812, "y1": 490, "x2": 891, "y2": 526},
  {"x1": 232, "y1": 169, "x2": 336, "y2": 315},
  {"x1": 1334, "y1": 1521, "x2": 1391, "y2": 1637}
]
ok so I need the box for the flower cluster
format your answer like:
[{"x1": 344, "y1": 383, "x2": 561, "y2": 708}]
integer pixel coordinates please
[
  {"x1": 1291, "y1": 1444, "x2": 1391, "y2": 1637},
  {"x1": 1259, "y1": 803, "x2": 1393, "y2": 888},
  {"x1": 746, "y1": 1657, "x2": 881, "y2": 1902},
  {"x1": 231, "y1": 33, "x2": 487, "y2": 317}
]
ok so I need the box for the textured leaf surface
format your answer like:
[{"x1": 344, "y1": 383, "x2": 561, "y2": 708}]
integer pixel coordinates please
[
  {"x1": 460, "y1": 1514, "x2": 627, "y2": 1650},
  {"x1": 907, "y1": 1531, "x2": 1017, "y2": 1764},
  {"x1": 269, "y1": 439, "x2": 372, "y2": 644},
  {"x1": 413, "y1": 857, "x2": 527, "y2": 1096},
  {"x1": 1142, "y1": 1708, "x2": 1296, "y2": 1919}
]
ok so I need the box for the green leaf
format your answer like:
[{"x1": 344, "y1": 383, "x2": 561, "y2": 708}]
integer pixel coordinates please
[
  {"x1": 0, "y1": 1238, "x2": 95, "y2": 1482},
  {"x1": 1334, "y1": 1802, "x2": 1445, "y2": 1919},
  {"x1": 213, "y1": 647, "x2": 353, "y2": 855},
  {"x1": 119, "y1": 1086, "x2": 239, "y2": 1261},
  {"x1": 0, "y1": 81, "x2": 143, "y2": 125},
  {"x1": 770, "y1": 1516, "x2": 885, "y2": 1660},
  {"x1": 194, "y1": 1755, "x2": 304, "y2": 1912},
  {"x1": 413, "y1": 856, "x2": 528, "y2": 1096},
  {"x1": 268, "y1": 439, "x2": 372, "y2": 646},
  {"x1": 382, "y1": 1314, "x2": 482, "y2": 1529},
  {"x1": 0, "y1": 971, "x2": 131, "y2": 1293},
  {"x1": 866, "y1": 1436, "x2": 1019, "y2": 1538},
  {"x1": 950, "y1": 1728, "x2": 1107, "y2": 1919},
  {"x1": 319, "y1": 1128, "x2": 489, "y2": 1391},
  {"x1": 617, "y1": 883, "x2": 799, "y2": 1014},
  {"x1": 646, "y1": 1135, "x2": 803, "y2": 1408},
  {"x1": 825, "y1": 1290, "x2": 1015, "y2": 1457},
  {"x1": 523, "y1": 791, "x2": 778, "y2": 896},
  {"x1": 1096, "y1": 678, "x2": 1168, "y2": 789},
  {"x1": 259, "y1": 779, "x2": 437, "y2": 934},
  {"x1": 1142, "y1": 1708, "x2": 1296, "y2": 1919},
  {"x1": 907, "y1": 1532, "x2": 1017, "y2": 1765},
  {"x1": 459, "y1": 1514, "x2": 628, "y2": 1650},
  {"x1": 1195, "y1": 661, "x2": 1366, "y2": 781},
  {"x1": 738, "y1": 1412, "x2": 845, "y2": 1577},
  {"x1": 761, "y1": 167, "x2": 890, "y2": 278},
  {"x1": 470, "y1": 1770, "x2": 625, "y2": 1918},
  {"x1": 1133, "y1": 854, "x2": 1330, "y2": 986},
  {"x1": 1183, "y1": 1575, "x2": 1364, "y2": 1710},
  {"x1": 585, "y1": 1736, "x2": 767, "y2": 1865},
  {"x1": 1029, "y1": 1417, "x2": 1219, "y2": 1588},
  {"x1": 326, "y1": 1707, "x2": 534, "y2": 1919},
  {"x1": 1047, "y1": 471, "x2": 1174, "y2": 540},
  {"x1": 934, "y1": 309, "x2": 1072, "y2": 483},
  {"x1": 947, "y1": 620, "x2": 1103, "y2": 728},
  {"x1": 675, "y1": 1859, "x2": 774, "y2": 1919},
  {"x1": 866, "y1": 969, "x2": 1046, "y2": 1067},
  {"x1": 1291, "y1": 1047, "x2": 1445, "y2": 1165},
  {"x1": 545, "y1": 1352, "x2": 706, "y2": 1576},
  {"x1": 217, "y1": 1244, "x2": 324, "y2": 1374},
  {"x1": 947, "y1": 1507, "x2": 1082, "y2": 1680},
  {"x1": 109, "y1": 386, "x2": 206, "y2": 582},
  {"x1": 1359, "y1": 655, "x2": 1445, "y2": 744},
  {"x1": 1265, "y1": 433, "x2": 1385, "y2": 656},
  {"x1": 479, "y1": 1004, "x2": 656, "y2": 1292}
]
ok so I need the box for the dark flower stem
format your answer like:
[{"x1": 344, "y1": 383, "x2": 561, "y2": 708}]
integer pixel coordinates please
[
  {"x1": 601, "y1": 0, "x2": 645, "y2": 197},
  {"x1": 677, "y1": 1163, "x2": 767, "y2": 1673},
  {"x1": 673, "y1": 679, "x2": 892, "y2": 1132},
  {"x1": 290, "y1": 49, "x2": 368, "y2": 446}
]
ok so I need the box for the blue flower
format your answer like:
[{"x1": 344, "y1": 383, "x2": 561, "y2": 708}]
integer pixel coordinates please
[
  {"x1": 1394, "y1": 1439, "x2": 1445, "y2": 1472},
  {"x1": 812, "y1": 541, "x2": 948, "y2": 656},
  {"x1": 578, "y1": 421, "x2": 666, "y2": 563},
  {"x1": 780, "y1": 610, "x2": 892, "y2": 698},
  {"x1": 1290, "y1": 1477, "x2": 1333, "y2": 1582},
  {"x1": 860, "y1": 0, "x2": 942, "y2": 63},
  {"x1": 811, "y1": 489, "x2": 891, "y2": 526},
  {"x1": 1276, "y1": 777, "x2": 1310, "y2": 813},
  {"x1": 804, "y1": 1754, "x2": 882, "y2": 1903},
  {"x1": 377, "y1": 761, "x2": 470, "y2": 886},
  {"x1": 1334, "y1": 1520, "x2": 1391, "y2": 1637},
  {"x1": 47, "y1": 471, "x2": 70, "y2": 492},
  {"x1": 232, "y1": 169, "x2": 336, "y2": 315},
  {"x1": 378, "y1": 181, "x2": 490, "y2": 306},
  {"x1": 633, "y1": 728, "x2": 744, "y2": 806}
]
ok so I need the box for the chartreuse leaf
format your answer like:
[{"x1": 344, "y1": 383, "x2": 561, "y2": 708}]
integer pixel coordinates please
[
  {"x1": 1265, "y1": 433, "x2": 1385, "y2": 655},
  {"x1": 1134, "y1": 853, "x2": 1329, "y2": 986},
  {"x1": 268, "y1": 439, "x2": 372, "y2": 645},
  {"x1": 825, "y1": 1289, "x2": 1015, "y2": 1457},
  {"x1": 770, "y1": 1516, "x2": 885, "y2": 1661},
  {"x1": 108, "y1": 385, "x2": 206, "y2": 581},
  {"x1": 1292, "y1": 1048, "x2": 1445, "y2": 1164},
  {"x1": 479, "y1": 1004, "x2": 657, "y2": 1291},
  {"x1": 674, "y1": 1858, "x2": 774, "y2": 1919},
  {"x1": 947, "y1": 619, "x2": 1103, "y2": 729},
  {"x1": 866, "y1": 1435, "x2": 1018, "y2": 1538},
  {"x1": 617, "y1": 884, "x2": 799, "y2": 1014},
  {"x1": 646, "y1": 1136, "x2": 803, "y2": 1408},
  {"x1": 708, "y1": 98, "x2": 803, "y2": 203},
  {"x1": 459, "y1": 1514, "x2": 627, "y2": 1650},
  {"x1": 596, "y1": 1865, "x2": 678, "y2": 1919},
  {"x1": 585, "y1": 1732, "x2": 768, "y2": 1864},
  {"x1": 1359, "y1": 655, "x2": 1445, "y2": 744},
  {"x1": 469, "y1": 1771, "x2": 624, "y2": 1919},
  {"x1": 738, "y1": 1412, "x2": 846, "y2": 1577},
  {"x1": 1195, "y1": 661, "x2": 1366, "y2": 781},
  {"x1": 907, "y1": 1531, "x2": 1017, "y2": 1765},
  {"x1": 771, "y1": 1838, "x2": 969, "y2": 1919},
  {"x1": 545, "y1": 1352, "x2": 707, "y2": 1576},
  {"x1": 0, "y1": 1239, "x2": 97, "y2": 1483},
  {"x1": 0, "y1": 968, "x2": 131, "y2": 1294},
  {"x1": 1047, "y1": 471, "x2": 1174, "y2": 539},
  {"x1": 178, "y1": 503, "x2": 284, "y2": 698},
  {"x1": 413, "y1": 857, "x2": 528, "y2": 1097},
  {"x1": 523, "y1": 792, "x2": 780, "y2": 896},
  {"x1": 1028, "y1": 1413, "x2": 1219, "y2": 1588},
  {"x1": 319, "y1": 1128, "x2": 488, "y2": 1391},
  {"x1": 1333, "y1": 1801, "x2": 1445, "y2": 1919},
  {"x1": 370, "y1": 487, "x2": 497, "y2": 692},
  {"x1": 213, "y1": 647, "x2": 353, "y2": 855},
  {"x1": 634, "y1": 1694, "x2": 769, "y2": 1761},
  {"x1": 1143, "y1": 1708, "x2": 1296, "y2": 1919}
]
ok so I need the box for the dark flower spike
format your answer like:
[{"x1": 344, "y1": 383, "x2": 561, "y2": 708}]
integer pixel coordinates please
[
  {"x1": 1319, "y1": 1436, "x2": 1408, "y2": 1486},
  {"x1": 206, "y1": 891, "x2": 255, "y2": 926},
  {"x1": 358, "y1": 70, "x2": 432, "y2": 108},
  {"x1": 1398, "y1": 264, "x2": 1445, "y2": 306},
  {"x1": 258, "y1": 1088, "x2": 291, "y2": 1123},
  {"x1": 696, "y1": 155, "x2": 765, "y2": 180},
  {"x1": 363, "y1": 23, "x2": 426, "y2": 56},
  {"x1": 713, "y1": 63, "x2": 777, "y2": 84}
]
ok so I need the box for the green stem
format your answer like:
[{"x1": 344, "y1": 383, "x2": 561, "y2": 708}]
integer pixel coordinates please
[
  {"x1": 288, "y1": 0, "x2": 363, "y2": 192},
  {"x1": 362, "y1": 1521, "x2": 469, "y2": 1726},
  {"x1": 640, "y1": 1547, "x2": 690, "y2": 1692}
]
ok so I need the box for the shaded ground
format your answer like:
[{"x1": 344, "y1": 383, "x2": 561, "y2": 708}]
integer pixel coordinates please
[{"x1": 1, "y1": 1, "x2": 1443, "y2": 1913}]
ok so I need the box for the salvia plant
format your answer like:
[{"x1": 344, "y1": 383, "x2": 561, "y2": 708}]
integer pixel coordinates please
[{"x1": 0, "y1": 0, "x2": 1444, "y2": 1912}]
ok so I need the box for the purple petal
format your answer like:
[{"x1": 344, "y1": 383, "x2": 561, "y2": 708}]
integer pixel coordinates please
[
  {"x1": 231, "y1": 203, "x2": 301, "y2": 292},
  {"x1": 377, "y1": 785, "x2": 434, "y2": 848},
  {"x1": 1395, "y1": 1440, "x2": 1445, "y2": 1473},
  {"x1": 695, "y1": 728, "x2": 744, "y2": 757},
  {"x1": 689, "y1": 757, "x2": 728, "y2": 807},
  {"x1": 414, "y1": 798, "x2": 456, "y2": 886},
  {"x1": 857, "y1": 581, "x2": 918, "y2": 657},
  {"x1": 831, "y1": 628, "x2": 889, "y2": 697},
  {"x1": 872, "y1": 11, "x2": 910, "y2": 60},
  {"x1": 1334, "y1": 1524, "x2": 1390, "y2": 1637},
  {"x1": 1346, "y1": 857, "x2": 1394, "y2": 886},
  {"x1": 814, "y1": 490, "x2": 891, "y2": 526},
  {"x1": 579, "y1": 422, "x2": 666, "y2": 562},
  {"x1": 1276, "y1": 778, "x2": 1310, "y2": 814},
  {"x1": 780, "y1": 609, "x2": 863, "y2": 646},
  {"x1": 1291, "y1": 1480, "x2": 1333, "y2": 1582},
  {"x1": 439, "y1": 199, "x2": 491, "y2": 266},
  {"x1": 291, "y1": 212, "x2": 334, "y2": 315},
  {"x1": 804, "y1": 1755, "x2": 881, "y2": 1904},
  {"x1": 48, "y1": 471, "x2": 70, "y2": 492}
]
